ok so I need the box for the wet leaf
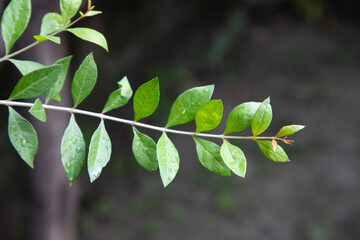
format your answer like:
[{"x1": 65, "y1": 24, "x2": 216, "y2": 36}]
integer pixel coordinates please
[
  {"x1": 1, "y1": 0, "x2": 31, "y2": 54},
  {"x1": 157, "y1": 132, "x2": 179, "y2": 187},
  {"x1": 9, "y1": 59, "x2": 44, "y2": 75},
  {"x1": 60, "y1": 0, "x2": 81, "y2": 24},
  {"x1": 193, "y1": 137, "x2": 230, "y2": 176},
  {"x1": 88, "y1": 120, "x2": 112, "y2": 182},
  {"x1": 61, "y1": 114, "x2": 86, "y2": 184},
  {"x1": 276, "y1": 125, "x2": 305, "y2": 137},
  {"x1": 132, "y1": 127, "x2": 158, "y2": 172},
  {"x1": 166, "y1": 85, "x2": 214, "y2": 128},
  {"x1": 220, "y1": 140, "x2": 246, "y2": 177},
  {"x1": 8, "y1": 107, "x2": 38, "y2": 168},
  {"x1": 40, "y1": 12, "x2": 63, "y2": 35},
  {"x1": 67, "y1": 27, "x2": 108, "y2": 52}
]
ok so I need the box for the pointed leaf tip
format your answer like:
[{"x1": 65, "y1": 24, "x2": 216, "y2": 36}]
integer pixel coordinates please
[{"x1": 133, "y1": 77, "x2": 160, "y2": 121}]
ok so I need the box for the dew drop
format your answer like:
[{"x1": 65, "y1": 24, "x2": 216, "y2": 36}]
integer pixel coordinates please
[
  {"x1": 204, "y1": 88, "x2": 209, "y2": 92},
  {"x1": 71, "y1": 137, "x2": 77, "y2": 144},
  {"x1": 168, "y1": 177, "x2": 171, "y2": 181},
  {"x1": 20, "y1": 138, "x2": 27, "y2": 147},
  {"x1": 182, "y1": 110, "x2": 186, "y2": 114},
  {"x1": 66, "y1": 162, "x2": 71, "y2": 168},
  {"x1": 11, "y1": 125, "x2": 16, "y2": 130},
  {"x1": 168, "y1": 168, "x2": 172, "y2": 172}
]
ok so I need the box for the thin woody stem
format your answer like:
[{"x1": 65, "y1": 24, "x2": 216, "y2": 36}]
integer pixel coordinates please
[{"x1": 0, "y1": 100, "x2": 291, "y2": 142}]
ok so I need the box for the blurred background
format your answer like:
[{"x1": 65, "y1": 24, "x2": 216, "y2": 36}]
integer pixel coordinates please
[{"x1": 0, "y1": 0, "x2": 359, "y2": 239}]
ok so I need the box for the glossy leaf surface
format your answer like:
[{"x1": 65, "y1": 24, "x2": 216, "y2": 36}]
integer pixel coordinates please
[
  {"x1": 157, "y1": 132, "x2": 179, "y2": 187},
  {"x1": 88, "y1": 120, "x2": 111, "y2": 182},
  {"x1": 8, "y1": 107, "x2": 38, "y2": 168},
  {"x1": 85, "y1": 10, "x2": 102, "y2": 17},
  {"x1": 9, "y1": 65, "x2": 61, "y2": 100},
  {"x1": 46, "y1": 55, "x2": 72, "y2": 103},
  {"x1": 276, "y1": 125, "x2": 305, "y2": 137},
  {"x1": 9, "y1": 59, "x2": 44, "y2": 75},
  {"x1": 33, "y1": 35, "x2": 60, "y2": 44},
  {"x1": 60, "y1": 0, "x2": 81, "y2": 24},
  {"x1": 61, "y1": 114, "x2": 86, "y2": 184},
  {"x1": 71, "y1": 53, "x2": 97, "y2": 107},
  {"x1": 103, "y1": 76, "x2": 133, "y2": 113},
  {"x1": 193, "y1": 137, "x2": 230, "y2": 176},
  {"x1": 195, "y1": 99, "x2": 223, "y2": 133},
  {"x1": 251, "y1": 97, "x2": 272, "y2": 136},
  {"x1": 166, "y1": 85, "x2": 214, "y2": 128},
  {"x1": 220, "y1": 140, "x2": 246, "y2": 177},
  {"x1": 1, "y1": 0, "x2": 31, "y2": 54},
  {"x1": 40, "y1": 12, "x2": 63, "y2": 35},
  {"x1": 132, "y1": 127, "x2": 158, "y2": 172},
  {"x1": 133, "y1": 77, "x2": 159, "y2": 121},
  {"x1": 257, "y1": 140, "x2": 289, "y2": 162},
  {"x1": 67, "y1": 27, "x2": 108, "y2": 52},
  {"x1": 29, "y1": 98, "x2": 46, "y2": 122},
  {"x1": 224, "y1": 102, "x2": 261, "y2": 135}
]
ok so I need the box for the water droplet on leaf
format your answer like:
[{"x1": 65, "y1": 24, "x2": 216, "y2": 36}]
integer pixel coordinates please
[
  {"x1": 20, "y1": 138, "x2": 26, "y2": 147},
  {"x1": 71, "y1": 137, "x2": 77, "y2": 144}
]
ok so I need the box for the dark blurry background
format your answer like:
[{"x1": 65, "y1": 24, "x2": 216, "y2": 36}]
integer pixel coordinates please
[{"x1": 0, "y1": 0, "x2": 360, "y2": 239}]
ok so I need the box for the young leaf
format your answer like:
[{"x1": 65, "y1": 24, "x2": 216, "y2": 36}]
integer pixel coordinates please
[
  {"x1": 9, "y1": 65, "x2": 61, "y2": 100},
  {"x1": 220, "y1": 140, "x2": 247, "y2": 178},
  {"x1": 9, "y1": 59, "x2": 45, "y2": 75},
  {"x1": 85, "y1": 10, "x2": 102, "y2": 17},
  {"x1": 33, "y1": 35, "x2": 61, "y2": 44},
  {"x1": 132, "y1": 127, "x2": 158, "y2": 172},
  {"x1": 8, "y1": 107, "x2": 38, "y2": 168},
  {"x1": 157, "y1": 132, "x2": 180, "y2": 187},
  {"x1": 195, "y1": 99, "x2": 223, "y2": 133},
  {"x1": 45, "y1": 55, "x2": 72, "y2": 103},
  {"x1": 29, "y1": 98, "x2": 46, "y2": 122},
  {"x1": 88, "y1": 120, "x2": 112, "y2": 182},
  {"x1": 276, "y1": 125, "x2": 305, "y2": 137},
  {"x1": 256, "y1": 140, "x2": 289, "y2": 162},
  {"x1": 67, "y1": 28, "x2": 108, "y2": 52},
  {"x1": 60, "y1": 0, "x2": 81, "y2": 24},
  {"x1": 61, "y1": 114, "x2": 86, "y2": 184},
  {"x1": 224, "y1": 102, "x2": 261, "y2": 135},
  {"x1": 193, "y1": 137, "x2": 230, "y2": 176},
  {"x1": 103, "y1": 76, "x2": 133, "y2": 113},
  {"x1": 133, "y1": 77, "x2": 160, "y2": 121},
  {"x1": 71, "y1": 52, "x2": 98, "y2": 107},
  {"x1": 251, "y1": 97, "x2": 272, "y2": 136},
  {"x1": 40, "y1": 12, "x2": 63, "y2": 35},
  {"x1": 166, "y1": 85, "x2": 214, "y2": 128},
  {"x1": 1, "y1": 0, "x2": 31, "y2": 54}
]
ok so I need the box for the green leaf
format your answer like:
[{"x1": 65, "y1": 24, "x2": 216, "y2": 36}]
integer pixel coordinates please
[
  {"x1": 9, "y1": 65, "x2": 61, "y2": 100},
  {"x1": 40, "y1": 12, "x2": 63, "y2": 35},
  {"x1": 9, "y1": 59, "x2": 44, "y2": 75},
  {"x1": 1, "y1": 0, "x2": 31, "y2": 54},
  {"x1": 276, "y1": 125, "x2": 305, "y2": 137},
  {"x1": 87, "y1": 120, "x2": 112, "y2": 182},
  {"x1": 61, "y1": 114, "x2": 86, "y2": 184},
  {"x1": 29, "y1": 98, "x2": 46, "y2": 122},
  {"x1": 8, "y1": 107, "x2": 38, "y2": 168},
  {"x1": 46, "y1": 55, "x2": 72, "y2": 103},
  {"x1": 85, "y1": 10, "x2": 102, "y2": 17},
  {"x1": 193, "y1": 137, "x2": 230, "y2": 176},
  {"x1": 166, "y1": 85, "x2": 214, "y2": 128},
  {"x1": 220, "y1": 140, "x2": 247, "y2": 178},
  {"x1": 60, "y1": 0, "x2": 81, "y2": 24},
  {"x1": 67, "y1": 27, "x2": 108, "y2": 52},
  {"x1": 195, "y1": 99, "x2": 223, "y2": 133},
  {"x1": 256, "y1": 140, "x2": 289, "y2": 162},
  {"x1": 103, "y1": 76, "x2": 133, "y2": 113},
  {"x1": 251, "y1": 97, "x2": 272, "y2": 136},
  {"x1": 132, "y1": 127, "x2": 158, "y2": 172},
  {"x1": 71, "y1": 52, "x2": 98, "y2": 107},
  {"x1": 157, "y1": 132, "x2": 180, "y2": 187},
  {"x1": 224, "y1": 102, "x2": 261, "y2": 135},
  {"x1": 133, "y1": 77, "x2": 160, "y2": 121},
  {"x1": 33, "y1": 35, "x2": 61, "y2": 44}
]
